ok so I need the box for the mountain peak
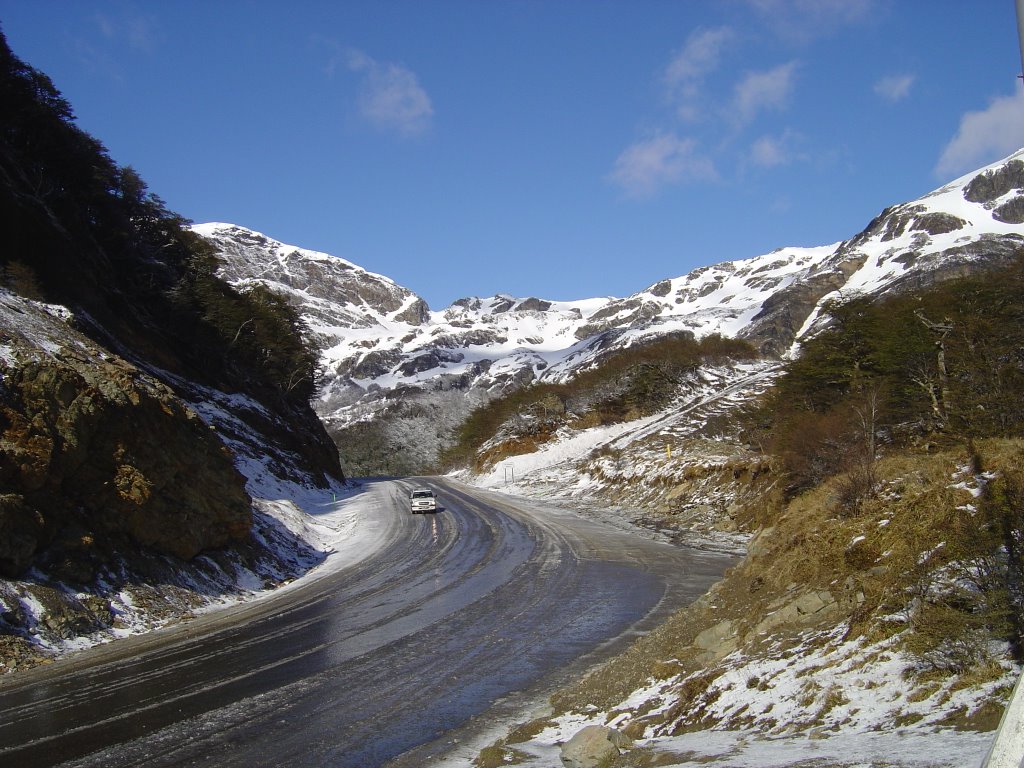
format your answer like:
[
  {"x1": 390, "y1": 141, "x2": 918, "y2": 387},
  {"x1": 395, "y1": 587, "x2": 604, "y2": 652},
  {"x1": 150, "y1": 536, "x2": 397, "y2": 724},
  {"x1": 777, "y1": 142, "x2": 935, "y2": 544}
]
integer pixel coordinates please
[{"x1": 195, "y1": 147, "x2": 1024, "y2": 473}]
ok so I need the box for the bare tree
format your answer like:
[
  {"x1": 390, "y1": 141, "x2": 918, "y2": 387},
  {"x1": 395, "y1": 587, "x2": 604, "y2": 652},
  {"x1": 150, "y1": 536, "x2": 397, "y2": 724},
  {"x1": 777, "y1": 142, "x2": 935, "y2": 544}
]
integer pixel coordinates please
[{"x1": 914, "y1": 310, "x2": 954, "y2": 428}]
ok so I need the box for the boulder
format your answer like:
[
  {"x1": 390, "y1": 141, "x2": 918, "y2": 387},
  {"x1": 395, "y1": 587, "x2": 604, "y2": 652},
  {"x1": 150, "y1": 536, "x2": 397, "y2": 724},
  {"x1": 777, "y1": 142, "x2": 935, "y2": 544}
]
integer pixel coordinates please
[
  {"x1": 752, "y1": 589, "x2": 839, "y2": 636},
  {"x1": 560, "y1": 725, "x2": 632, "y2": 768},
  {"x1": 693, "y1": 619, "x2": 740, "y2": 663}
]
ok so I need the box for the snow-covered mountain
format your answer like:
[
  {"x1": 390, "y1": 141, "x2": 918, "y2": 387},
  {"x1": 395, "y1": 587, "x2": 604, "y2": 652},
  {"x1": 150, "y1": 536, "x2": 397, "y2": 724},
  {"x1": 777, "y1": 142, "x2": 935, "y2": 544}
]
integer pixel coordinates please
[{"x1": 194, "y1": 148, "x2": 1024, "y2": 472}]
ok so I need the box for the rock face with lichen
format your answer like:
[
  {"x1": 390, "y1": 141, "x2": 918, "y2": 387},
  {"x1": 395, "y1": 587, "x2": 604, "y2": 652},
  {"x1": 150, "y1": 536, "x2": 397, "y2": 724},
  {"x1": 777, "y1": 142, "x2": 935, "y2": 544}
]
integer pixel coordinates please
[
  {"x1": 0, "y1": 290, "x2": 331, "y2": 674},
  {"x1": 0, "y1": 293, "x2": 251, "y2": 579}
]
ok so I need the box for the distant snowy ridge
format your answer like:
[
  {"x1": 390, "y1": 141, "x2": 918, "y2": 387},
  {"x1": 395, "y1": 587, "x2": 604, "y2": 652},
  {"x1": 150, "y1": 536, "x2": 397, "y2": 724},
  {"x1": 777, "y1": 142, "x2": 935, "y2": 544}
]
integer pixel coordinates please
[
  {"x1": 191, "y1": 222, "x2": 430, "y2": 338},
  {"x1": 194, "y1": 147, "x2": 1024, "y2": 471}
]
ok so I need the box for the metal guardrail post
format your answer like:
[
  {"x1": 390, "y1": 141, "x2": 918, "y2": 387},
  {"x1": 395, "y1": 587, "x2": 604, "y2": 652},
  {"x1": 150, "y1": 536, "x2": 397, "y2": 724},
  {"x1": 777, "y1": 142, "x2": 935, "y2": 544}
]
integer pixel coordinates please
[{"x1": 981, "y1": 669, "x2": 1024, "y2": 767}]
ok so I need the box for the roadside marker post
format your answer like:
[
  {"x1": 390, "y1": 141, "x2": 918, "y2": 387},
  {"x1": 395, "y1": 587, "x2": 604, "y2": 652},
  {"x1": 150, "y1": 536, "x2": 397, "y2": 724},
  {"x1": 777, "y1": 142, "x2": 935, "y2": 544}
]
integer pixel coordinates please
[{"x1": 981, "y1": 669, "x2": 1024, "y2": 767}]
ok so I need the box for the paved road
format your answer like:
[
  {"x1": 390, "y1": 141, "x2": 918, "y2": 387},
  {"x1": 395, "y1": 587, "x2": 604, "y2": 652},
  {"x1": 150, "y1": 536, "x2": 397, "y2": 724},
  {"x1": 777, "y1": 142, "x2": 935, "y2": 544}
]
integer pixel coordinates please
[{"x1": 0, "y1": 478, "x2": 733, "y2": 767}]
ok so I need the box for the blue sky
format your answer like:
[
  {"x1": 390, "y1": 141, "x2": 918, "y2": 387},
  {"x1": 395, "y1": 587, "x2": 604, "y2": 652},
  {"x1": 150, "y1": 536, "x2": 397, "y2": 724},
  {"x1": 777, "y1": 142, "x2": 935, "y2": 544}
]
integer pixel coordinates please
[{"x1": 3, "y1": 1, "x2": 1024, "y2": 309}]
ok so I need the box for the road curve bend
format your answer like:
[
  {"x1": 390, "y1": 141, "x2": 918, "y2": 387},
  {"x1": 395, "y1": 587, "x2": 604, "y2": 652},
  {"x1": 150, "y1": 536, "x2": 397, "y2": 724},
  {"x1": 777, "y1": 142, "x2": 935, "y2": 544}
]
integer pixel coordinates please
[{"x1": 0, "y1": 478, "x2": 733, "y2": 767}]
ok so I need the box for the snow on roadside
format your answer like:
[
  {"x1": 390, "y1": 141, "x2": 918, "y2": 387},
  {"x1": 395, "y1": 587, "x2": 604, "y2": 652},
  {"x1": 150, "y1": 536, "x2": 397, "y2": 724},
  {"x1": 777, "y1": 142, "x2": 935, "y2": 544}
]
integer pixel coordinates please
[
  {"x1": 3, "y1": 471, "x2": 384, "y2": 663},
  {"x1": 508, "y1": 724, "x2": 996, "y2": 767},
  {"x1": 2, "y1": 375, "x2": 387, "y2": 664},
  {"x1": 242, "y1": 478, "x2": 391, "y2": 593},
  {"x1": 469, "y1": 417, "x2": 654, "y2": 493},
  {"x1": 451, "y1": 414, "x2": 686, "y2": 547},
  {"x1": 481, "y1": 624, "x2": 1007, "y2": 768},
  {"x1": 187, "y1": 386, "x2": 391, "y2": 589}
]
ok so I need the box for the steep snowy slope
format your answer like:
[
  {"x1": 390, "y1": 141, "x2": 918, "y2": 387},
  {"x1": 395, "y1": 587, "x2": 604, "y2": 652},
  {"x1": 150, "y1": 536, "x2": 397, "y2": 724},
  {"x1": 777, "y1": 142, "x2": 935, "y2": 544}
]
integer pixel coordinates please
[{"x1": 195, "y1": 148, "x2": 1024, "y2": 472}]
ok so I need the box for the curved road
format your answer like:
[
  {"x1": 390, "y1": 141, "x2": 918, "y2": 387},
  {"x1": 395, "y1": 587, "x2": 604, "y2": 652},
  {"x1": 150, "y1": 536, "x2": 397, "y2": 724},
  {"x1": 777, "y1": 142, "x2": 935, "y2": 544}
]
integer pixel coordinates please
[{"x1": 0, "y1": 478, "x2": 733, "y2": 767}]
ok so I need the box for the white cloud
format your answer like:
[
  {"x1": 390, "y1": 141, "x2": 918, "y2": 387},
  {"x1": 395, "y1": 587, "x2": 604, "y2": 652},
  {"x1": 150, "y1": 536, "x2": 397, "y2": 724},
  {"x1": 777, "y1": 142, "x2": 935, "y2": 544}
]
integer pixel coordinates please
[
  {"x1": 608, "y1": 134, "x2": 717, "y2": 198},
  {"x1": 734, "y1": 61, "x2": 799, "y2": 123},
  {"x1": 94, "y1": 12, "x2": 156, "y2": 52},
  {"x1": 874, "y1": 73, "x2": 915, "y2": 103},
  {"x1": 936, "y1": 92, "x2": 1024, "y2": 178},
  {"x1": 76, "y1": 11, "x2": 157, "y2": 78},
  {"x1": 665, "y1": 27, "x2": 733, "y2": 85},
  {"x1": 346, "y1": 49, "x2": 434, "y2": 137},
  {"x1": 744, "y1": 0, "x2": 875, "y2": 41},
  {"x1": 749, "y1": 130, "x2": 807, "y2": 169},
  {"x1": 664, "y1": 27, "x2": 734, "y2": 120},
  {"x1": 751, "y1": 135, "x2": 789, "y2": 167}
]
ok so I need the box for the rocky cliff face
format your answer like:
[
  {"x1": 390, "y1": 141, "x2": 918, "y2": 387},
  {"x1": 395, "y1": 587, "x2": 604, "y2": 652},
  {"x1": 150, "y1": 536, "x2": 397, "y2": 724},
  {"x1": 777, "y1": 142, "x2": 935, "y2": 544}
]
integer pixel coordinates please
[
  {"x1": 0, "y1": 291, "x2": 251, "y2": 579},
  {"x1": 196, "y1": 149, "x2": 1024, "y2": 473},
  {"x1": 194, "y1": 223, "x2": 430, "y2": 340},
  {"x1": 0, "y1": 287, "x2": 337, "y2": 674}
]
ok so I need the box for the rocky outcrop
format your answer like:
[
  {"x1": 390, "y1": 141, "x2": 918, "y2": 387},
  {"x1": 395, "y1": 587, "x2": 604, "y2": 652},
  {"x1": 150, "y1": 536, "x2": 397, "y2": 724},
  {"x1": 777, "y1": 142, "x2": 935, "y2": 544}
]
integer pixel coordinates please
[
  {"x1": 994, "y1": 196, "x2": 1024, "y2": 224},
  {"x1": 394, "y1": 297, "x2": 430, "y2": 325},
  {"x1": 560, "y1": 725, "x2": 632, "y2": 768},
  {"x1": 693, "y1": 619, "x2": 740, "y2": 663},
  {"x1": 963, "y1": 159, "x2": 1024, "y2": 203},
  {"x1": 196, "y1": 223, "x2": 429, "y2": 330},
  {"x1": 575, "y1": 298, "x2": 662, "y2": 340},
  {"x1": 750, "y1": 589, "x2": 840, "y2": 636},
  {"x1": 516, "y1": 297, "x2": 553, "y2": 312},
  {"x1": 0, "y1": 295, "x2": 251, "y2": 578},
  {"x1": 740, "y1": 267, "x2": 851, "y2": 356},
  {"x1": 397, "y1": 349, "x2": 465, "y2": 376},
  {"x1": 962, "y1": 159, "x2": 1024, "y2": 225}
]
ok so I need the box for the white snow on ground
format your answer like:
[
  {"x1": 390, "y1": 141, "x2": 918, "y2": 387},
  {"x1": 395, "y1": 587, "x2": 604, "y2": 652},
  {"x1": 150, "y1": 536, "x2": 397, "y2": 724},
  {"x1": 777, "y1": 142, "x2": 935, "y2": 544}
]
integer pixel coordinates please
[
  {"x1": 197, "y1": 477, "x2": 386, "y2": 610},
  {"x1": 438, "y1": 617, "x2": 1010, "y2": 768},
  {"x1": 507, "y1": 726, "x2": 997, "y2": 768},
  {"x1": 180, "y1": 389, "x2": 395, "y2": 597},
  {"x1": 462, "y1": 362, "x2": 775, "y2": 500},
  {"x1": 450, "y1": 360, "x2": 780, "y2": 553},
  {"x1": 471, "y1": 416, "x2": 658, "y2": 493},
  {"x1": 221, "y1": 435, "x2": 398, "y2": 597},
  {"x1": 7, "y1": 466, "x2": 387, "y2": 657},
  {"x1": 452, "y1": 596, "x2": 1000, "y2": 761}
]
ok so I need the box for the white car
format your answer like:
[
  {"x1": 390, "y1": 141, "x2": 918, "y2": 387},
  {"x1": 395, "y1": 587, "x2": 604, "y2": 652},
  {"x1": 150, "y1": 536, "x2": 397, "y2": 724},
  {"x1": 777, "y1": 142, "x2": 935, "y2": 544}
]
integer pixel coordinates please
[{"x1": 409, "y1": 488, "x2": 437, "y2": 514}]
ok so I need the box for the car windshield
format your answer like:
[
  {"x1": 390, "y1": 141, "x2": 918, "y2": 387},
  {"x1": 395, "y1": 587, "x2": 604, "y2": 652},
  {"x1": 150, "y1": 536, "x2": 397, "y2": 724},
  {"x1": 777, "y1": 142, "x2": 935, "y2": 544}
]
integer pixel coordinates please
[{"x1": 412, "y1": 491, "x2": 432, "y2": 498}]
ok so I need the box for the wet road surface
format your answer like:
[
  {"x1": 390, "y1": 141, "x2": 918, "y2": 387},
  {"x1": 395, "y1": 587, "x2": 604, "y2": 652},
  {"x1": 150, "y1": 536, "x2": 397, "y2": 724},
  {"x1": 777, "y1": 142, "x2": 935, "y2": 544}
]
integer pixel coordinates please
[{"x1": 0, "y1": 478, "x2": 734, "y2": 767}]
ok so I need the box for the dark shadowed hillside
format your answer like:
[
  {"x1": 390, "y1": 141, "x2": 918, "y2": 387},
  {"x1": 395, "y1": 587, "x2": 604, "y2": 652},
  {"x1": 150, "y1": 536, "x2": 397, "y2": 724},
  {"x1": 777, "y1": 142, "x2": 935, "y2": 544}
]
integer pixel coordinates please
[{"x1": 0, "y1": 29, "x2": 343, "y2": 669}]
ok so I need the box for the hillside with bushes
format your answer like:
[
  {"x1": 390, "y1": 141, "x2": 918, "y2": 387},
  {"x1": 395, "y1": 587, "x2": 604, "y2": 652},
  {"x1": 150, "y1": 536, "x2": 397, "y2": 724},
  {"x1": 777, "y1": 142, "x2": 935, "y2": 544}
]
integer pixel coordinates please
[
  {"x1": 443, "y1": 333, "x2": 758, "y2": 472},
  {"x1": 755, "y1": 253, "x2": 1023, "y2": 450}
]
